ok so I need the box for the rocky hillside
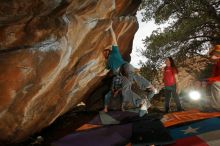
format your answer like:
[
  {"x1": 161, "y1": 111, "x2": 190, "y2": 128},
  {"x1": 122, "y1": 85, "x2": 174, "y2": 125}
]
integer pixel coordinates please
[
  {"x1": 152, "y1": 56, "x2": 212, "y2": 91},
  {"x1": 0, "y1": 0, "x2": 141, "y2": 143}
]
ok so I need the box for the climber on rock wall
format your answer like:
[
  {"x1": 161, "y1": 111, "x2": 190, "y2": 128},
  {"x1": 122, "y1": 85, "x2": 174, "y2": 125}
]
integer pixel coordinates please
[{"x1": 102, "y1": 21, "x2": 156, "y2": 116}]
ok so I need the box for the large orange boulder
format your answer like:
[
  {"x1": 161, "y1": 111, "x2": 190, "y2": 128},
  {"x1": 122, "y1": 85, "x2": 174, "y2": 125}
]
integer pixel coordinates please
[{"x1": 0, "y1": 0, "x2": 141, "y2": 143}]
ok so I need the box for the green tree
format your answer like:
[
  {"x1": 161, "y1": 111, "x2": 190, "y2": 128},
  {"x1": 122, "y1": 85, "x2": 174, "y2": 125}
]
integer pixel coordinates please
[{"x1": 139, "y1": 0, "x2": 220, "y2": 79}]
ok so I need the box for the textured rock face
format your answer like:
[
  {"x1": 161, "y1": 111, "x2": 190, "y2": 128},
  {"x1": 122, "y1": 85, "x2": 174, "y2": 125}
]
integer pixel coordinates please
[{"x1": 0, "y1": 0, "x2": 140, "y2": 143}]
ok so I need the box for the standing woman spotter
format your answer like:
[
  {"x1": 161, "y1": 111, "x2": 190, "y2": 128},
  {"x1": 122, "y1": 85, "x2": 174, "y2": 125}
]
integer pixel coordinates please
[{"x1": 163, "y1": 57, "x2": 182, "y2": 113}]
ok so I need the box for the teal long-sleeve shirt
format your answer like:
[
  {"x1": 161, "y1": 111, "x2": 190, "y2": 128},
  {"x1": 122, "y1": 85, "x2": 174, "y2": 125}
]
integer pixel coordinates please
[{"x1": 107, "y1": 45, "x2": 126, "y2": 71}]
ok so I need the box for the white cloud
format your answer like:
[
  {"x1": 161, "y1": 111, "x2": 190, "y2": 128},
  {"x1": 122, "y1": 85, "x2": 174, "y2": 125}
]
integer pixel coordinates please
[{"x1": 131, "y1": 11, "x2": 166, "y2": 68}]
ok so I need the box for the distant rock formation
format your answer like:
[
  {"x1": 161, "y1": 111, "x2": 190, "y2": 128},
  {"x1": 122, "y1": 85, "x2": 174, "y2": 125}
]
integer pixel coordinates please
[
  {"x1": 150, "y1": 56, "x2": 213, "y2": 111},
  {"x1": 0, "y1": 0, "x2": 141, "y2": 143},
  {"x1": 152, "y1": 56, "x2": 212, "y2": 91}
]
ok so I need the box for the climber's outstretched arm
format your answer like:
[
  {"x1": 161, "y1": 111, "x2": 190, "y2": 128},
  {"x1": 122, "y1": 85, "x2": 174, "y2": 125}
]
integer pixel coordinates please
[{"x1": 109, "y1": 26, "x2": 117, "y2": 46}]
